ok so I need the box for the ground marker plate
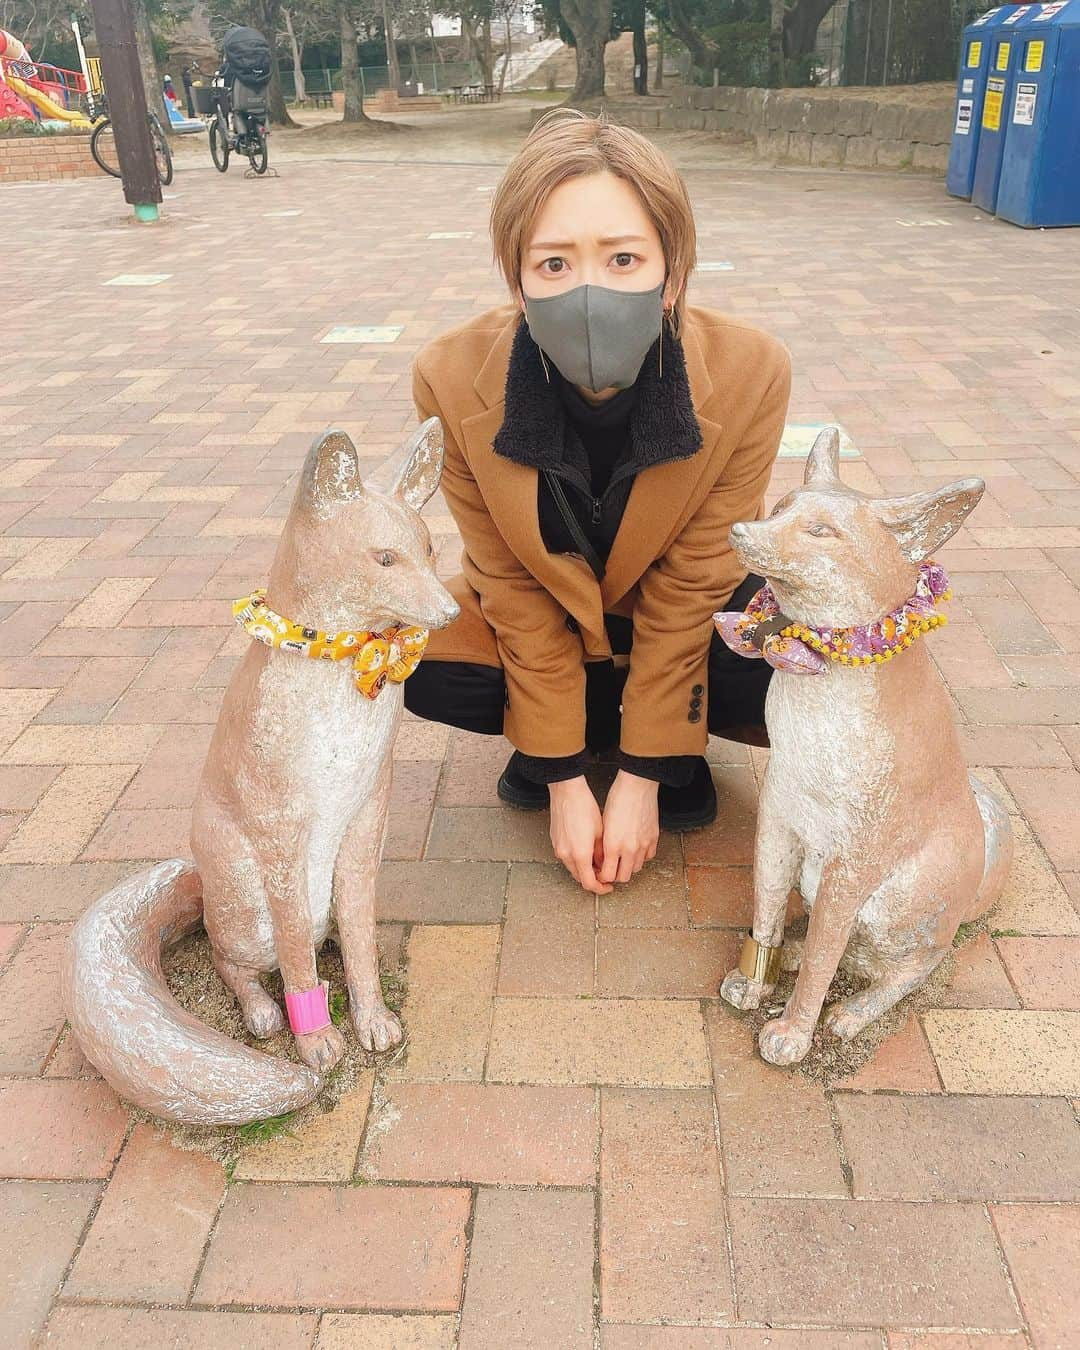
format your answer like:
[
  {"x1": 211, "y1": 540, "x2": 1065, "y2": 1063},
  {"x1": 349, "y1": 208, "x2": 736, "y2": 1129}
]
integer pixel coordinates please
[
  {"x1": 321, "y1": 325, "x2": 403, "y2": 345},
  {"x1": 779, "y1": 423, "x2": 860, "y2": 460},
  {"x1": 103, "y1": 274, "x2": 172, "y2": 286}
]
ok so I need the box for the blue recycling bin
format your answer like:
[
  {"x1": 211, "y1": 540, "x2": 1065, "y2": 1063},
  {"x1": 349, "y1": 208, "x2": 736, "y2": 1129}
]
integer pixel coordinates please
[
  {"x1": 996, "y1": 0, "x2": 1080, "y2": 226},
  {"x1": 947, "y1": 4, "x2": 1024, "y2": 198},
  {"x1": 971, "y1": 3, "x2": 1046, "y2": 213}
]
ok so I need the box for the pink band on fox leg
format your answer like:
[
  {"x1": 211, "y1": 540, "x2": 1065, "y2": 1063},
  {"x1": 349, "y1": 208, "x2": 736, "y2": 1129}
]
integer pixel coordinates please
[{"x1": 285, "y1": 984, "x2": 331, "y2": 1035}]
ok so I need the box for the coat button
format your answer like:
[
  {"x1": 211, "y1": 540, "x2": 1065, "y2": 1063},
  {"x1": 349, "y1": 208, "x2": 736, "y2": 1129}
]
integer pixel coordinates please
[
  {"x1": 565, "y1": 615, "x2": 579, "y2": 634},
  {"x1": 690, "y1": 696, "x2": 703, "y2": 711},
  {"x1": 688, "y1": 710, "x2": 702, "y2": 724},
  {"x1": 691, "y1": 684, "x2": 705, "y2": 697}
]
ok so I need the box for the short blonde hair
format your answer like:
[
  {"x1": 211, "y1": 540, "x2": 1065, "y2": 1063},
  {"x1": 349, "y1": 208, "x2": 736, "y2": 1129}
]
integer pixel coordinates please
[{"x1": 490, "y1": 108, "x2": 697, "y2": 336}]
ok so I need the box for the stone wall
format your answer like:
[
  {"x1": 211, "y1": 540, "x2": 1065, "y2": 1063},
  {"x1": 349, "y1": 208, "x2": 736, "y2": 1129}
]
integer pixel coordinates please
[
  {"x1": 608, "y1": 84, "x2": 954, "y2": 174},
  {"x1": 0, "y1": 133, "x2": 101, "y2": 184}
]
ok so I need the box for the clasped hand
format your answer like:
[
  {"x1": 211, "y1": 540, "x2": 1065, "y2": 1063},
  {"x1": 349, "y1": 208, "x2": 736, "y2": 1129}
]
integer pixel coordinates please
[{"x1": 549, "y1": 770, "x2": 659, "y2": 895}]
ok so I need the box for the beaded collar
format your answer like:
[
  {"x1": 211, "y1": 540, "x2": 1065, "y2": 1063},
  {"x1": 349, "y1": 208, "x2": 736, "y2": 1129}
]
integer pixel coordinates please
[
  {"x1": 714, "y1": 562, "x2": 951, "y2": 676},
  {"x1": 232, "y1": 589, "x2": 428, "y2": 699}
]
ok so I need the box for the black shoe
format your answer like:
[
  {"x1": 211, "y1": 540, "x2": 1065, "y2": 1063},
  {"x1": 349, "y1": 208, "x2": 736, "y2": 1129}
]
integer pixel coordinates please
[
  {"x1": 658, "y1": 756, "x2": 717, "y2": 832},
  {"x1": 496, "y1": 751, "x2": 549, "y2": 811}
]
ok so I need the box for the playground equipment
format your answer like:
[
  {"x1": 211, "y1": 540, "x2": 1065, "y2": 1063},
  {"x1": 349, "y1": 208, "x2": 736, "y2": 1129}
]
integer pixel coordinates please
[{"x1": 0, "y1": 29, "x2": 92, "y2": 129}]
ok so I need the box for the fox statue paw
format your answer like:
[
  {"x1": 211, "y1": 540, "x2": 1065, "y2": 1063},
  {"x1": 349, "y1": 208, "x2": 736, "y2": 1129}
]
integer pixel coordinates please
[
  {"x1": 294, "y1": 1023, "x2": 346, "y2": 1073},
  {"x1": 758, "y1": 1015, "x2": 814, "y2": 1066},
  {"x1": 720, "y1": 968, "x2": 774, "y2": 1010},
  {"x1": 352, "y1": 1001, "x2": 404, "y2": 1054}
]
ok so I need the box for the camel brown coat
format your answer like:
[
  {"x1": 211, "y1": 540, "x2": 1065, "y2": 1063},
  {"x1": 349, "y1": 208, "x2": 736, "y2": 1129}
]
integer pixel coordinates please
[{"x1": 412, "y1": 302, "x2": 791, "y2": 760}]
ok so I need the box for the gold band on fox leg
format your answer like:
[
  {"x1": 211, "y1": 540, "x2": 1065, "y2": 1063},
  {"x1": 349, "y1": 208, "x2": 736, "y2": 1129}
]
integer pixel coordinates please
[{"x1": 738, "y1": 934, "x2": 783, "y2": 985}]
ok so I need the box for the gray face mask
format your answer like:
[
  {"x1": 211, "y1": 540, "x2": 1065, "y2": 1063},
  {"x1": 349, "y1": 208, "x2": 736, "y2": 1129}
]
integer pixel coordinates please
[{"x1": 523, "y1": 281, "x2": 665, "y2": 393}]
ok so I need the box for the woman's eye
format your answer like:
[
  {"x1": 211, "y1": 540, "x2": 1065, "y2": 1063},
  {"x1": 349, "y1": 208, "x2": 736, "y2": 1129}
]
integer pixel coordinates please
[
  {"x1": 612, "y1": 252, "x2": 636, "y2": 268},
  {"x1": 807, "y1": 523, "x2": 836, "y2": 539},
  {"x1": 375, "y1": 551, "x2": 395, "y2": 567},
  {"x1": 542, "y1": 258, "x2": 566, "y2": 274}
]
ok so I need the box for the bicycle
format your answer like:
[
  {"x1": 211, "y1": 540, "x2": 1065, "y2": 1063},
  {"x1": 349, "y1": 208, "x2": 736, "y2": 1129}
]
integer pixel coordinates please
[
  {"x1": 208, "y1": 76, "x2": 269, "y2": 177},
  {"x1": 90, "y1": 108, "x2": 174, "y2": 186}
]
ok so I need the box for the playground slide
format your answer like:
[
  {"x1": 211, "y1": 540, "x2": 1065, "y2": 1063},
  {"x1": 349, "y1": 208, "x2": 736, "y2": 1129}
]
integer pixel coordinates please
[{"x1": 8, "y1": 74, "x2": 92, "y2": 127}]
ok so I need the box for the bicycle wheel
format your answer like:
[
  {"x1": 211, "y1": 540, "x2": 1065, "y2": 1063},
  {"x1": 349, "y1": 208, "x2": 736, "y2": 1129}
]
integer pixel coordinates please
[
  {"x1": 210, "y1": 115, "x2": 230, "y2": 173},
  {"x1": 245, "y1": 125, "x2": 268, "y2": 176},
  {"x1": 90, "y1": 118, "x2": 121, "y2": 178},
  {"x1": 150, "y1": 116, "x2": 173, "y2": 186}
]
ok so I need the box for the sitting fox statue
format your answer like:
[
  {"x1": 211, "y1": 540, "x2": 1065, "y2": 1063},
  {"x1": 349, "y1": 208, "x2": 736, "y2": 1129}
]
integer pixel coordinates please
[
  {"x1": 715, "y1": 428, "x2": 1012, "y2": 1066},
  {"x1": 63, "y1": 420, "x2": 459, "y2": 1124}
]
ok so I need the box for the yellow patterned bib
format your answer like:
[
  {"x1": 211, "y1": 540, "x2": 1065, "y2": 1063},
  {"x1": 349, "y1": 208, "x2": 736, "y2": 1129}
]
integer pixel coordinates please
[{"x1": 232, "y1": 590, "x2": 429, "y2": 699}]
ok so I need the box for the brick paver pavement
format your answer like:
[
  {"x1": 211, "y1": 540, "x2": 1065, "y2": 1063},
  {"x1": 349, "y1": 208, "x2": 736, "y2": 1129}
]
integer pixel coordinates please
[{"x1": 3, "y1": 125, "x2": 1080, "y2": 1348}]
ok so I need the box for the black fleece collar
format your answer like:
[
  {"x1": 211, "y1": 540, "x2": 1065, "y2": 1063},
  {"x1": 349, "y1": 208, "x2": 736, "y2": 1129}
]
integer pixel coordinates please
[{"x1": 492, "y1": 315, "x2": 703, "y2": 474}]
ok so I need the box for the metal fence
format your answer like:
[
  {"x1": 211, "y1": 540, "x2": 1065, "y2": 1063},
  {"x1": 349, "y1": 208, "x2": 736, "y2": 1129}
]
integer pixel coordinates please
[{"x1": 279, "y1": 62, "x2": 481, "y2": 102}]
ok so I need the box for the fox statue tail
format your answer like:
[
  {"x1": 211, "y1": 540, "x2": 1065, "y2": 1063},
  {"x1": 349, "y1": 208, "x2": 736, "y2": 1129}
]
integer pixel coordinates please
[{"x1": 62, "y1": 859, "x2": 321, "y2": 1125}]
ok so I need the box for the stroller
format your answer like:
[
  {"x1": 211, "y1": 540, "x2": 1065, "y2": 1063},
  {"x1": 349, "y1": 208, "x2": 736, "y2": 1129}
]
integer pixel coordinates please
[{"x1": 209, "y1": 24, "x2": 272, "y2": 175}]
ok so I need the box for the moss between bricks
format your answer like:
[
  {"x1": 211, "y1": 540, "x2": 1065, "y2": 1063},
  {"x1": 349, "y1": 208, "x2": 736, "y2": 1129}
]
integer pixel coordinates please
[{"x1": 127, "y1": 932, "x2": 409, "y2": 1165}]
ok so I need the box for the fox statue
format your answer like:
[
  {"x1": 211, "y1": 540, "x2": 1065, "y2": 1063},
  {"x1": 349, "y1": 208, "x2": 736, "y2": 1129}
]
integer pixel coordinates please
[
  {"x1": 62, "y1": 420, "x2": 460, "y2": 1124},
  {"x1": 715, "y1": 428, "x2": 1012, "y2": 1067}
]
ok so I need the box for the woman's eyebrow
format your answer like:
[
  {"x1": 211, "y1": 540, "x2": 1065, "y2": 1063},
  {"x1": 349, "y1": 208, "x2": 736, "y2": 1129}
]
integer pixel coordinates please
[{"x1": 528, "y1": 234, "x2": 649, "y2": 250}]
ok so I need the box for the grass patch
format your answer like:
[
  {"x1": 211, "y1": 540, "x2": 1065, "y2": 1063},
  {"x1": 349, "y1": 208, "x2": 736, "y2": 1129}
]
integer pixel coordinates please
[
  {"x1": 991, "y1": 928, "x2": 1023, "y2": 939},
  {"x1": 330, "y1": 988, "x2": 348, "y2": 1026},
  {"x1": 236, "y1": 1112, "x2": 297, "y2": 1145}
]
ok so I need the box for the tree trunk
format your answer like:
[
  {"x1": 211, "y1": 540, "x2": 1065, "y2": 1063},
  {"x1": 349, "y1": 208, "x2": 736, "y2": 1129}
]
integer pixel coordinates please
[
  {"x1": 339, "y1": 1, "x2": 367, "y2": 120},
  {"x1": 131, "y1": 0, "x2": 166, "y2": 130},
  {"x1": 381, "y1": 0, "x2": 401, "y2": 91},
  {"x1": 481, "y1": 16, "x2": 493, "y2": 88},
  {"x1": 498, "y1": 10, "x2": 512, "y2": 94},
  {"x1": 283, "y1": 7, "x2": 305, "y2": 102},
  {"x1": 560, "y1": 0, "x2": 611, "y2": 102},
  {"x1": 655, "y1": 22, "x2": 664, "y2": 90},
  {"x1": 408, "y1": 38, "x2": 419, "y2": 81},
  {"x1": 632, "y1": 11, "x2": 647, "y2": 96},
  {"x1": 665, "y1": 0, "x2": 721, "y2": 73},
  {"x1": 250, "y1": 0, "x2": 298, "y2": 126},
  {"x1": 768, "y1": 0, "x2": 786, "y2": 86},
  {"x1": 783, "y1": 0, "x2": 836, "y2": 58}
]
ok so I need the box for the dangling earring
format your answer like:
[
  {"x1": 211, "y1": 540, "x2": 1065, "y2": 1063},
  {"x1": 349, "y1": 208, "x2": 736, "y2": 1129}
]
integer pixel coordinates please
[{"x1": 538, "y1": 347, "x2": 552, "y2": 385}]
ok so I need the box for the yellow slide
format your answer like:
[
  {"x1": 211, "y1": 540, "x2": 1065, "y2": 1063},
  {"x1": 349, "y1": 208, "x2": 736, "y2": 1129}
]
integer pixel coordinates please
[{"x1": 8, "y1": 74, "x2": 92, "y2": 128}]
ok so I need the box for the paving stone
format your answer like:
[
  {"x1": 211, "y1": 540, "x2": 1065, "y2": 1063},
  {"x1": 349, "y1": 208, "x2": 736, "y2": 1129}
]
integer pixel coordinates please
[
  {"x1": 886, "y1": 1336, "x2": 1025, "y2": 1350},
  {"x1": 942, "y1": 932, "x2": 1021, "y2": 1009},
  {"x1": 1, "y1": 722, "x2": 164, "y2": 765},
  {"x1": 597, "y1": 926, "x2": 738, "y2": 997},
  {"x1": 233, "y1": 1076, "x2": 374, "y2": 1181},
  {"x1": 729, "y1": 1198, "x2": 1019, "y2": 1328},
  {"x1": 65, "y1": 1123, "x2": 225, "y2": 1300},
  {"x1": 376, "y1": 860, "x2": 507, "y2": 923},
  {"x1": 707, "y1": 1006, "x2": 846, "y2": 1197},
  {"x1": 41, "y1": 1308, "x2": 319, "y2": 1348},
  {"x1": 459, "y1": 1188, "x2": 594, "y2": 1348},
  {"x1": 0, "y1": 763, "x2": 136, "y2": 865},
  {"x1": 0, "y1": 764, "x2": 60, "y2": 810},
  {"x1": 836, "y1": 1095, "x2": 1080, "y2": 1200},
  {"x1": 0, "y1": 922, "x2": 69, "y2": 1072},
  {"x1": 600, "y1": 1088, "x2": 731, "y2": 1323},
  {"x1": 499, "y1": 862, "x2": 595, "y2": 996},
  {"x1": 0, "y1": 860, "x2": 134, "y2": 922},
  {"x1": 317, "y1": 1315, "x2": 456, "y2": 1349},
  {"x1": 990, "y1": 1204, "x2": 1080, "y2": 1350},
  {"x1": 990, "y1": 819, "x2": 1080, "y2": 936},
  {"x1": 679, "y1": 766, "x2": 758, "y2": 867},
  {"x1": 391, "y1": 925, "x2": 499, "y2": 1081},
  {"x1": 837, "y1": 1012, "x2": 943, "y2": 1092},
  {"x1": 1001, "y1": 768, "x2": 1080, "y2": 873},
  {"x1": 361, "y1": 1082, "x2": 596, "y2": 1185},
  {"x1": 197, "y1": 1183, "x2": 469, "y2": 1311},
  {"x1": 487, "y1": 997, "x2": 711, "y2": 1087},
  {"x1": 604, "y1": 1333, "x2": 883, "y2": 1349},
  {"x1": 0, "y1": 1080, "x2": 127, "y2": 1179},
  {"x1": 996, "y1": 935, "x2": 1080, "y2": 1009},
  {"x1": 426, "y1": 805, "x2": 556, "y2": 861},
  {"x1": 924, "y1": 1010, "x2": 1080, "y2": 1095},
  {"x1": 0, "y1": 1181, "x2": 99, "y2": 1347}
]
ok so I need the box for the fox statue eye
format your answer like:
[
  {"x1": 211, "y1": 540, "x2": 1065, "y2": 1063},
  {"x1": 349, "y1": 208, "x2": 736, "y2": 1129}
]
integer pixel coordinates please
[
  {"x1": 807, "y1": 522, "x2": 838, "y2": 539},
  {"x1": 374, "y1": 551, "x2": 396, "y2": 567}
]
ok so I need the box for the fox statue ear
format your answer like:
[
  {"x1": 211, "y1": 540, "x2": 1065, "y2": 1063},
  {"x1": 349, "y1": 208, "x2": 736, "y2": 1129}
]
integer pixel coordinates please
[
  {"x1": 804, "y1": 426, "x2": 841, "y2": 487},
  {"x1": 301, "y1": 429, "x2": 364, "y2": 518},
  {"x1": 369, "y1": 417, "x2": 445, "y2": 512},
  {"x1": 873, "y1": 477, "x2": 985, "y2": 562}
]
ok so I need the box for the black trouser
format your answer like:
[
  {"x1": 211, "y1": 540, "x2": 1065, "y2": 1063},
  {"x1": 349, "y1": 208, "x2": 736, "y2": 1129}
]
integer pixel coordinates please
[{"x1": 404, "y1": 573, "x2": 772, "y2": 750}]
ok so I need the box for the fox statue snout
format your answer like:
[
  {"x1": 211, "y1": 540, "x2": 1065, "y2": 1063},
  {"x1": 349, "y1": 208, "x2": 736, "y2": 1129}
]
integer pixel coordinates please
[
  {"x1": 718, "y1": 427, "x2": 1012, "y2": 1067},
  {"x1": 64, "y1": 418, "x2": 459, "y2": 1125}
]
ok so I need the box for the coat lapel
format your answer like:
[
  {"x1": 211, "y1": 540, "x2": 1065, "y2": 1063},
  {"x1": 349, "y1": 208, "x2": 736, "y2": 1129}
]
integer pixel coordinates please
[{"x1": 460, "y1": 308, "x2": 725, "y2": 636}]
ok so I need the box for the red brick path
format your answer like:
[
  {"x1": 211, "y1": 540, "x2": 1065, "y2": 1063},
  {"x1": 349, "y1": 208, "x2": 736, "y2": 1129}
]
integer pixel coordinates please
[{"x1": 2, "y1": 153, "x2": 1079, "y2": 1347}]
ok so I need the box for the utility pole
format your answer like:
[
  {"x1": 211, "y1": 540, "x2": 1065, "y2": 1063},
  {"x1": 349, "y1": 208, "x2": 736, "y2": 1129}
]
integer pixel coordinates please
[{"x1": 89, "y1": 0, "x2": 162, "y2": 220}]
